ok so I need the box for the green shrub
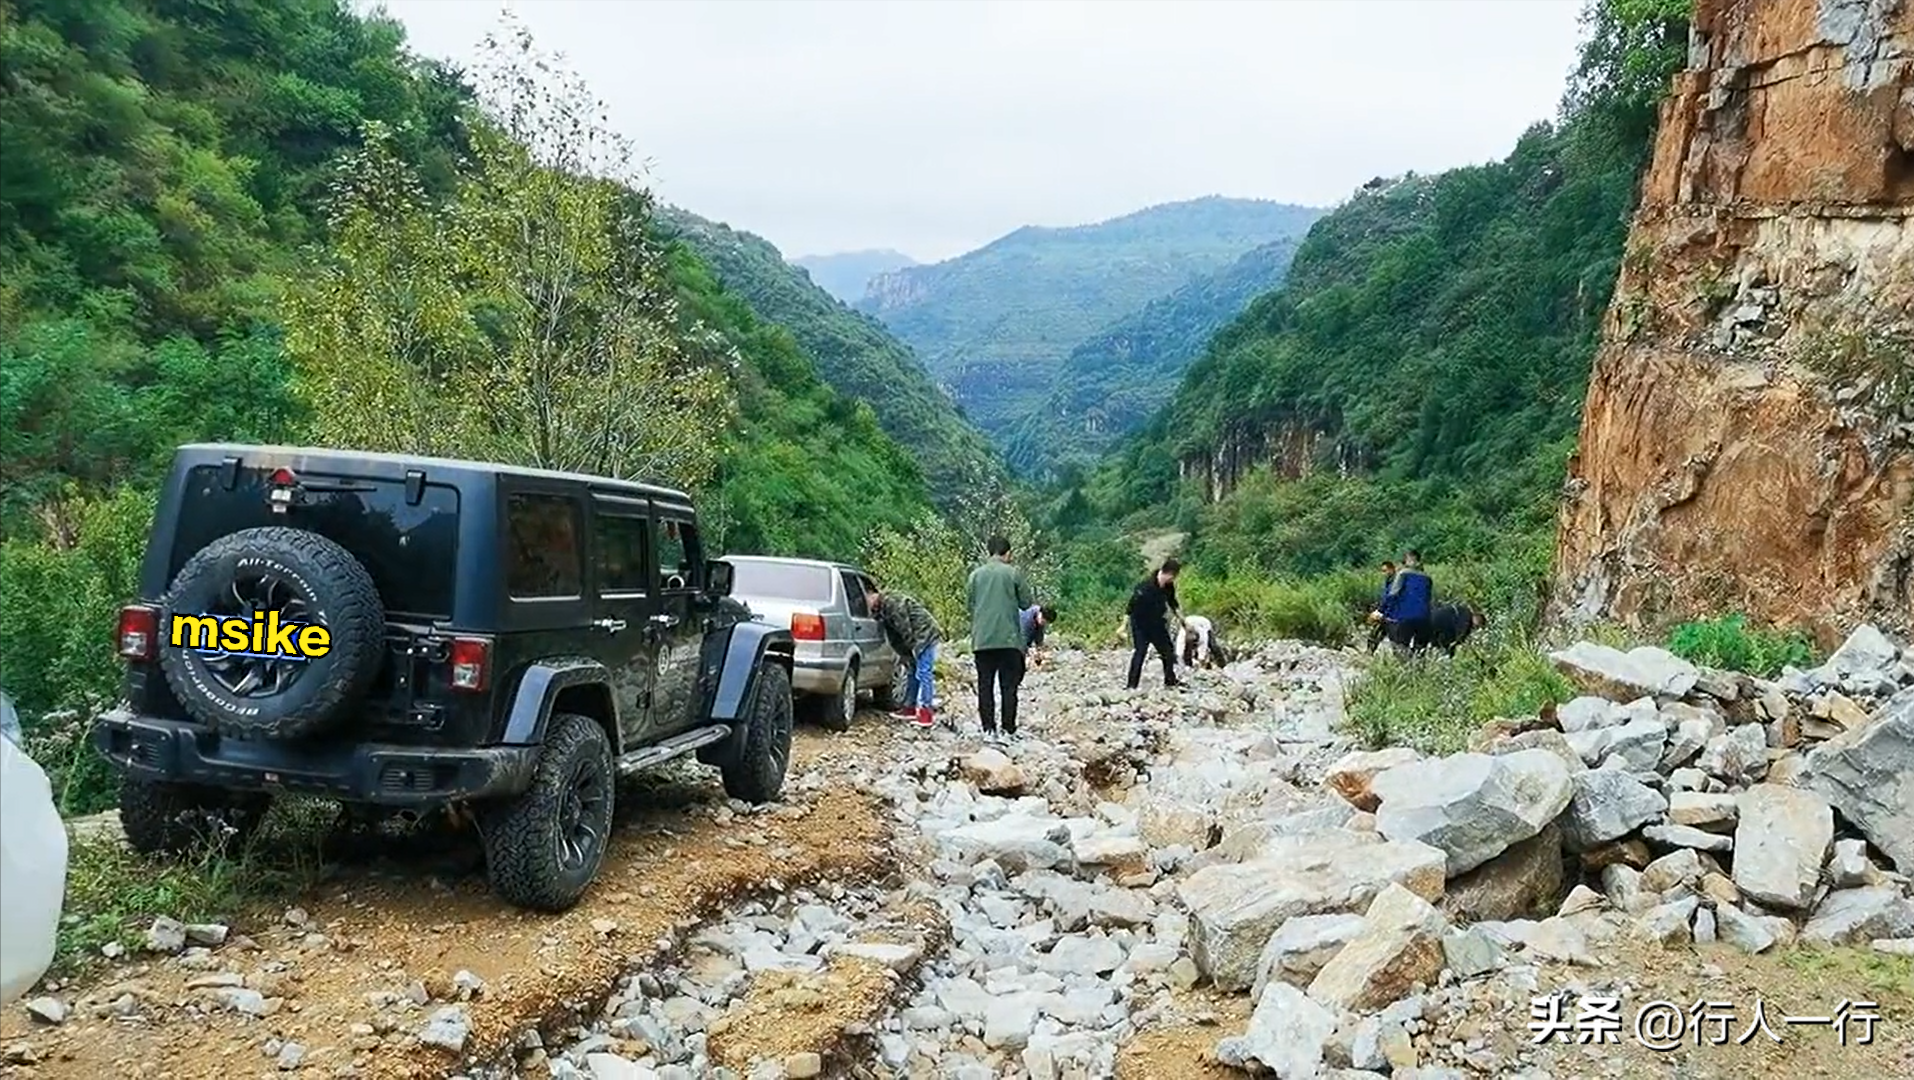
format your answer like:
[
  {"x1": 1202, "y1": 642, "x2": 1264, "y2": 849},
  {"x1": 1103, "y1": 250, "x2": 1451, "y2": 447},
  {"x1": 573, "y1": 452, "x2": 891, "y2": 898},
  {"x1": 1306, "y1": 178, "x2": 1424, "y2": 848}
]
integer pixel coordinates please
[
  {"x1": 1345, "y1": 624, "x2": 1575, "y2": 753},
  {"x1": 1666, "y1": 613, "x2": 1816, "y2": 677}
]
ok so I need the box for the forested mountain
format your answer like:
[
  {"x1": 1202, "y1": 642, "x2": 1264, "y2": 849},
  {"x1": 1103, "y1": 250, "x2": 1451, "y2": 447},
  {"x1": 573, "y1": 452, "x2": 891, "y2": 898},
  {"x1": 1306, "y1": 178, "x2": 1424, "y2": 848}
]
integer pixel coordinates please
[
  {"x1": 0, "y1": 0, "x2": 933, "y2": 758},
  {"x1": 1003, "y1": 235, "x2": 1303, "y2": 478},
  {"x1": 856, "y1": 196, "x2": 1323, "y2": 443},
  {"x1": 1088, "y1": 0, "x2": 1685, "y2": 584},
  {"x1": 657, "y1": 206, "x2": 1003, "y2": 504},
  {"x1": 791, "y1": 248, "x2": 918, "y2": 304}
]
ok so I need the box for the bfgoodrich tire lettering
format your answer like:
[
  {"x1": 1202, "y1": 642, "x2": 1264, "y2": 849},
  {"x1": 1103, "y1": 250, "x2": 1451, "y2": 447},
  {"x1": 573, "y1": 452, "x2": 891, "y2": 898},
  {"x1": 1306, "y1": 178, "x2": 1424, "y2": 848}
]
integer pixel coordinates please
[
  {"x1": 482, "y1": 713, "x2": 615, "y2": 912},
  {"x1": 156, "y1": 527, "x2": 384, "y2": 740},
  {"x1": 722, "y1": 662, "x2": 792, "y2": 803}
]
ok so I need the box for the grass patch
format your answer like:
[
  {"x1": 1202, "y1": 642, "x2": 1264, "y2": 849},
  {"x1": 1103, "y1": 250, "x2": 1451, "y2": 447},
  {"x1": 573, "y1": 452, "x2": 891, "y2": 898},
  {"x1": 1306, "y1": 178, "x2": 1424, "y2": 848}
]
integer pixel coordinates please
[
  {"x1": 1666, "y1": 613, "x2": 1816, "y2": 677},
  {"x1": 53, "y1": 801, "x2": 333, "y2": 976},
  {"x1": 1178, "y1": 573, "x2": 1365, "y2": 647},
  {"x1": 1779, "y1": 946, "x2": 1914, "y2": 1001},
  {"x1": 1344, "y1": 627, "x2": 1575, "y2": 753}
]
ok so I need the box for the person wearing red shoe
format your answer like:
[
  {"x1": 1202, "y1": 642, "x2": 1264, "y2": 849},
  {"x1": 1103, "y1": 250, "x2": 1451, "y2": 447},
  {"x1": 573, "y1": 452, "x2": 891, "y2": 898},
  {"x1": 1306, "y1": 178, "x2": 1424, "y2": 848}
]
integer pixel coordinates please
[{"x1": 869, "y1": 584, "x2": 942, "y2": 729}]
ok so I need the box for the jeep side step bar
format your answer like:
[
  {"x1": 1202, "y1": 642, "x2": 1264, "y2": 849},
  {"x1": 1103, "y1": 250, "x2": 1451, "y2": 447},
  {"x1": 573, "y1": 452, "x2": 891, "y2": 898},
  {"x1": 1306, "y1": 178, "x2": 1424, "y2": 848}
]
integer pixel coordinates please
[{"x1": 613, "y1": 723, "x2": 732, "y2": 776}]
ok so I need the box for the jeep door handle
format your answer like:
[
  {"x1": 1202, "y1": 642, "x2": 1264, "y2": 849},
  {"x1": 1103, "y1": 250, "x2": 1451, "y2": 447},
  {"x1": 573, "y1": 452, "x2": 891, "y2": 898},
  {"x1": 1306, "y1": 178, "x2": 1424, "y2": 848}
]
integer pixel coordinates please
[
  {"x1": 649, "y1": 613, "x2": 681, "y2": 630},
  {"x1": 592, "y1": 618, "x2": 628, "y2": 633}
]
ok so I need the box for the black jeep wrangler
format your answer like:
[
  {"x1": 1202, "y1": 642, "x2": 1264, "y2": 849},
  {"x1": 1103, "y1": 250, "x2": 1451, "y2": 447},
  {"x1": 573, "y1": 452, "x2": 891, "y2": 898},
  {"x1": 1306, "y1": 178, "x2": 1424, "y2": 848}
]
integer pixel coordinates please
[{"x1": 93, "y1": 444, "x2": 795, "y2": 911}]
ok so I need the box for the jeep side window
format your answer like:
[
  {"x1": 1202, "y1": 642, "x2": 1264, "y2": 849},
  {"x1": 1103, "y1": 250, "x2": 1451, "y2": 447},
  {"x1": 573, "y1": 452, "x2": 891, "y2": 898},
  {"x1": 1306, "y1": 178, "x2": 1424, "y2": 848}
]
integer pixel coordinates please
[
  {"x1": 594, "y1": 512, "x2": 650, "y2": 594},
  {"x1": 505, "y1": 492, "x2": 582, "y2": 599},
  {"x1": 842, "y1": 572, "x2": 870, "y2": 617},
  {"x1": 655, "y1": 517, "x2": 700, "y2": 592}
]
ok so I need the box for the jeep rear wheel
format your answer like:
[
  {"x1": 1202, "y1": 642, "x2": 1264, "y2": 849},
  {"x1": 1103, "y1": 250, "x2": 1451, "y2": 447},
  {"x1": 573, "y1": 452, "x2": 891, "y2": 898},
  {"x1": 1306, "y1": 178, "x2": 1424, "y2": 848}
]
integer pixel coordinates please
[
  {"x1": 721, "y1": 663, "x2": 792, "y2": 803},
  {"x1": 156, "y1": 527, "x2": 384, "y2": 740},
  {"x1": 118, "y1": 777, "x2": 271, "y2": 855},
  {"x1": 482, "y1": 713, "x2": 614, "y2": 912}
]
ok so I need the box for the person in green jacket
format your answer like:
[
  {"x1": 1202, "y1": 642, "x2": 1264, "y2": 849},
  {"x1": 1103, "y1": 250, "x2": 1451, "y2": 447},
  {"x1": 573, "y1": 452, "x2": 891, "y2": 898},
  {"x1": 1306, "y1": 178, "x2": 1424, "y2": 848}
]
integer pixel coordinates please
[{"x1": 966, "y1": 535, "x2": 1036, "y2": 743}]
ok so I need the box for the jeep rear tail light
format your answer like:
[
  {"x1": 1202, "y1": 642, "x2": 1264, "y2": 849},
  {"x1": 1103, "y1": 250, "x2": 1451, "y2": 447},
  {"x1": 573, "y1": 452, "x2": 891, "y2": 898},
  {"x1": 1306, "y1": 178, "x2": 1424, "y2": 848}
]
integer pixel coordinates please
[
  {"x1": 449, "y1": 637, "x2": 491, "y2": 692},
  {"x1": 790, "y1": 612, "x2": 826, "y2": 641},
  {"x1": 118, "y1": 605, "x2": 158, "y2": 662}
]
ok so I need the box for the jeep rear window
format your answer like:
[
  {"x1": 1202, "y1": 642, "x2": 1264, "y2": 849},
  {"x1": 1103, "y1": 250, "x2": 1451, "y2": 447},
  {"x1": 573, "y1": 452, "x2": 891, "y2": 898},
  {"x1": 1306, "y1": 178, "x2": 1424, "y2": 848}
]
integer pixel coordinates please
[
  {"x1": 727, "y1": 560, "x2": 835, "y2": 603},
  {"x1": 172, "y1": 465, "x2": 459, "y2": 619}
]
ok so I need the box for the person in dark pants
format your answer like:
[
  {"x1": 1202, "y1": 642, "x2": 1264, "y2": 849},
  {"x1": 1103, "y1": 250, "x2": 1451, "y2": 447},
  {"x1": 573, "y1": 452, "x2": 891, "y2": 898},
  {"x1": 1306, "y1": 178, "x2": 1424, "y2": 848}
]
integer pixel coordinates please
[
  {"x1": 1376, "y1": 549, "x2": 1435, "y2": 654},
  {"x1": 968, "y1": 535, "x2": 1036, "y2": 743},
  {"x1": 1427, "y1": 601, "x2": 1486, "y2": 657},
  {"x1": 1366, "y1": 560, "x2": 1397, "y2": 652},
  {"x1": 1125, "y1": 559, "x2": 1183, "y2": 690}
]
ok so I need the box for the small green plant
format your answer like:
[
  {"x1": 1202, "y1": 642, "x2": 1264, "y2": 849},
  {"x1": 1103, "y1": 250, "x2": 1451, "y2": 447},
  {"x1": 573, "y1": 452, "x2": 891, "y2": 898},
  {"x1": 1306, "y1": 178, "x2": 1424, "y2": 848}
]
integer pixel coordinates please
[
  {"x1": 1344, "y1": 625, "x2": 1575, "y2": 753},
  {"x1": 54, "y1": 800, "x2": 334, "y2": 975},
  {"x1": 1665, "y1": 613, "x2": 1815, "y2": 677}
]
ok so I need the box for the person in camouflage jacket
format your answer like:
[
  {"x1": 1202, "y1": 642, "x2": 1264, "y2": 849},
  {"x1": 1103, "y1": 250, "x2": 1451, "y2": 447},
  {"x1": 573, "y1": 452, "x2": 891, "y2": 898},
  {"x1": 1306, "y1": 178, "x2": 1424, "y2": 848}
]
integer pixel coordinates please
[{"x1": 868, "y1": 587, "x2": 941, "y2": 729}]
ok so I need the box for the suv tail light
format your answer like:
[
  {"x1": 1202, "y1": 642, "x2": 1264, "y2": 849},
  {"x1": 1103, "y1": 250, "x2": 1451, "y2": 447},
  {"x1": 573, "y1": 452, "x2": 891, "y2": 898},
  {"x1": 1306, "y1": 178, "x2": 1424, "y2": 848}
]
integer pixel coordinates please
[
  {"x1": 118, "y1": 605, "x2": 158, "y2": 661},
  {"x1": 448, "y1": 637, "x2": 491, "y2": 692},
  {"x1": 790, "y1": 612, "x2": 825, "y2": 641}
]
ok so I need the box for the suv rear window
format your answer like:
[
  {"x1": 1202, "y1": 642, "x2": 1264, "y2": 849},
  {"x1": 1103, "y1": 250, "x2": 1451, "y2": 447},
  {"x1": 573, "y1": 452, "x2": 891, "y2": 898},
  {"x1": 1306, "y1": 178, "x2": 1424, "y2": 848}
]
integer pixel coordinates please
[
  {"x1": 172, "y1": 465, "x2": 459, "y2": 619},
  {"x1": 728, "y1": 561, "x2": 835, "y2": 603}
]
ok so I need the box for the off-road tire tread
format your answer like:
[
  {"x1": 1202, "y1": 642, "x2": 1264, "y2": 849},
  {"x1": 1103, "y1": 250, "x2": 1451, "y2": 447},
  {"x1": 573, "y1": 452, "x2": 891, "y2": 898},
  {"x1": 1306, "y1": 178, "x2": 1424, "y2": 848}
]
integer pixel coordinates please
[
  {"x1": 721, "y1": 663, "x2": 792, "y2": 803},
  {"x1": 157, "y1": 526, "x2": 384, "y2": 740},
  {"x1": 482, "y1": 713, "x2": 614, "y2": 912},
  {"x1": 118, "y1": 777, "x2": 269, "y2": 855}
]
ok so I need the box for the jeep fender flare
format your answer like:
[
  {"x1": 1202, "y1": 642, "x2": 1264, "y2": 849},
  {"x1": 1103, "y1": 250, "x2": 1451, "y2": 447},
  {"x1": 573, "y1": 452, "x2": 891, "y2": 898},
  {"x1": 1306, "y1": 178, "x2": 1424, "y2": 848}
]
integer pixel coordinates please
[
  {"x1": 700, "y1": 623, "x2": 793, "y2": 760},
  {"x1": 499, "y1": 657, "x2": 622, "y2": 755}
]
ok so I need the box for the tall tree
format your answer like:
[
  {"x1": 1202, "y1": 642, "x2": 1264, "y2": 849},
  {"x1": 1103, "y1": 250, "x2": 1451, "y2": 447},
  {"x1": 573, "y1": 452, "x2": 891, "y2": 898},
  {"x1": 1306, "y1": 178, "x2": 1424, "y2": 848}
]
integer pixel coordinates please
[{"x1": 284, "y1": 16, "x2": 733, "y2": 487}]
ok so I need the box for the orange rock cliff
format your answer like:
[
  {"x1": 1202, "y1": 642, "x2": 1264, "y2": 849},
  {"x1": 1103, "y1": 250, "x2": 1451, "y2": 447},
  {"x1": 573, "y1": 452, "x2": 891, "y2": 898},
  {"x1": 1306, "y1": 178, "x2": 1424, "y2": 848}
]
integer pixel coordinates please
[{"x1": 1551, "y1": 0, "x2": 1914, "y2": 646}]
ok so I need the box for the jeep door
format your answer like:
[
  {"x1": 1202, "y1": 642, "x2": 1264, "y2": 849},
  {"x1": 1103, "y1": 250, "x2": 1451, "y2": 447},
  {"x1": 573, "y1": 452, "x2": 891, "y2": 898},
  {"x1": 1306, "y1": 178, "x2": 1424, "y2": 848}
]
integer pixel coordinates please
[
  {"x1": 586, "y1": 495, "x2": 660, "y2": 749},
  {"x1": 646, "y1": 505, "x2": 706, "y2": 738}
]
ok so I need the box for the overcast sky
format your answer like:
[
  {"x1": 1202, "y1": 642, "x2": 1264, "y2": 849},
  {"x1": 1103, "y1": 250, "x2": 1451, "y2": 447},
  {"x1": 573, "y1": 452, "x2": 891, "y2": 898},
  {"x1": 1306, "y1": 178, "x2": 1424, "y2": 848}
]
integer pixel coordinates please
[{"x1": 375, "y1": 0, "x2": 1589, "y2": 263}]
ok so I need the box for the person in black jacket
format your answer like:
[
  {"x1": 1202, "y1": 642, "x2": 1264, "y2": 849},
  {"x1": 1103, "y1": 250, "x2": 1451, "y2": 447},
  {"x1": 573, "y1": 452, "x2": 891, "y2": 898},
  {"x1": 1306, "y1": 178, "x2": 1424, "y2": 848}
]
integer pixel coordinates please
[
  {"x1": 1125, "y1": 559, "x2": 1183, "y2": 690},
  {"x1": 1427, "y1": 601, "x2": 1486, "y2": 657}
]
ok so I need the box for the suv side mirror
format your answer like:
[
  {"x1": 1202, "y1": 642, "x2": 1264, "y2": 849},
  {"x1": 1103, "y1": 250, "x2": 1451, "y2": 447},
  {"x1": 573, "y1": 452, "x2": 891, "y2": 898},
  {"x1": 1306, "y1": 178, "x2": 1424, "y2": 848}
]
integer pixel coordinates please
[{"x1": 705, "y1": 559, "x2": 734, "y2": 597}]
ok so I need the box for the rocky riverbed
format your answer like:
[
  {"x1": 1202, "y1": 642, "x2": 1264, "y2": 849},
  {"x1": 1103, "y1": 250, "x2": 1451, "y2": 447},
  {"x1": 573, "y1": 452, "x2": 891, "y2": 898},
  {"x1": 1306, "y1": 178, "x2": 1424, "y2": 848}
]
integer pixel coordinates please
[{"x1": 6, "y1": 634, "x2": 1913, "y2": 1080}]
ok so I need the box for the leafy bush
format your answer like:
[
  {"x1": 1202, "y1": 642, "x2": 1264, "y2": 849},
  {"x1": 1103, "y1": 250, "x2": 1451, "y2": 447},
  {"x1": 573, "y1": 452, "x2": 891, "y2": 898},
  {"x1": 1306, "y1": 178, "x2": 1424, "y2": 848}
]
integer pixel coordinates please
[
  {"x1": 1666, "y1": 614, "x2": 1816, "y2": 677},
  {"x1": 1345, "y1": 623, "x2": 1575, "y2": 753}
]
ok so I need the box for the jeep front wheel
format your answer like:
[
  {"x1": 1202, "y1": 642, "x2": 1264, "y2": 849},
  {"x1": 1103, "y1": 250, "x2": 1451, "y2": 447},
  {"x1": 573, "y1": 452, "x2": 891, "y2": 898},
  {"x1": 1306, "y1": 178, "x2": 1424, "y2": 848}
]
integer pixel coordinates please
[
  {"x1": 118, "y1": 778, "x2": 270, "y2": 855},
  {"x1": 482, "y1": 713, "x2": 615, "y2": 912},
  {"x1": 722, "y1": 663, "x2": 792, "y2": 803}
]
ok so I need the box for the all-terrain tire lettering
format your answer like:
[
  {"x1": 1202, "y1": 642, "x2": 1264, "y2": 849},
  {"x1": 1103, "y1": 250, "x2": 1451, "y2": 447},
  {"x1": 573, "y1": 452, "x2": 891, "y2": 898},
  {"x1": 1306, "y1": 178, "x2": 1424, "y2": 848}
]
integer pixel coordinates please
[{"x1": 157, "y1": 527, "x2": 384, "y2": 740}]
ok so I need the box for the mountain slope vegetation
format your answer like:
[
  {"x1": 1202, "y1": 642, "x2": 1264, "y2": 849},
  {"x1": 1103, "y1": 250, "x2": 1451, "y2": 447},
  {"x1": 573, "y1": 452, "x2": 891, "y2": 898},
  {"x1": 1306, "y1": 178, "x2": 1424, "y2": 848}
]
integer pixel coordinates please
[
  {"x1": 657, "y1": 205, "x2": 1003, "y2": 504},
  {"x1": 1081, "y1": 0, "x2": 1690, "y2": 597},
  {"x1": 0, "y1": 0, "x2": 932, "y2": 807},
  {"x1": 1003, "y1": 235, "x2": 1303, "y2": 478},
  {"x1": 791, "y1": 248, "x2": 918, "y2": 304},
  {"x1": 857, "y1": 196, "x2": 1324, "y2": 443}
]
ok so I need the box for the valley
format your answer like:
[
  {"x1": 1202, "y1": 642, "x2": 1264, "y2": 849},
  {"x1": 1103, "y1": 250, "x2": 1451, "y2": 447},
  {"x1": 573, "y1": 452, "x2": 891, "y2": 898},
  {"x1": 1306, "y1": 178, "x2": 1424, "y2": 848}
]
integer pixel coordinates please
[{"x1": 3, "y1": 0, "x2": 1912, "y2": 1078}]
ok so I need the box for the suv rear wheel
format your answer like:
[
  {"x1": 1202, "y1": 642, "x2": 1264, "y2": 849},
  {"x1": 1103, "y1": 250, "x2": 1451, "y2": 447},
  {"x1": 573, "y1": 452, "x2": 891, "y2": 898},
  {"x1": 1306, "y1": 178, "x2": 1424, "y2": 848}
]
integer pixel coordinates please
[
  {"x1": 118, "y1": 777, "x2": 271, "y2": 855},
  {"x1": 808, "y1": 663, "x2": 856, "y2": 733},
  {"x1": 721, "y1": 663, "x2": 792, "y2": 803},
  {"x1": 482, "y1": 713, "x2": 615, "y2": 912},
  {"x1": 871, "y1": 651, "x2": 909, "y2": 710}
]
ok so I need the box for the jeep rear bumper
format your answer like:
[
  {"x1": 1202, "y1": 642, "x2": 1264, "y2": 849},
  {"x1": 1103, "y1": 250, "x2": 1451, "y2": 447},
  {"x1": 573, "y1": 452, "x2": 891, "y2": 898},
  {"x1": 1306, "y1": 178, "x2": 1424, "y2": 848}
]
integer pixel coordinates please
[{"x1": 93, "y1": 708, "x2": 538, "y2": 807}]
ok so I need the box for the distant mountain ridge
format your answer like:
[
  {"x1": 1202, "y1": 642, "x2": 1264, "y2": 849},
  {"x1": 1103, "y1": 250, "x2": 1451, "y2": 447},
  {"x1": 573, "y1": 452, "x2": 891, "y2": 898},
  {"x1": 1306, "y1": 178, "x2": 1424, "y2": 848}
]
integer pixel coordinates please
[
  {"x1": 854, "y1": 195, "x2": 1324, "y2": 448},
  {"x1": 790, "y1": 249, "x2": 919, "y2": 304},
  {"x1": 656, "y1": 206, "x2": 1002, "y2": 506},
  {"x1": 1002, "y1": 235, "x2": 1305, "y2": 477}
]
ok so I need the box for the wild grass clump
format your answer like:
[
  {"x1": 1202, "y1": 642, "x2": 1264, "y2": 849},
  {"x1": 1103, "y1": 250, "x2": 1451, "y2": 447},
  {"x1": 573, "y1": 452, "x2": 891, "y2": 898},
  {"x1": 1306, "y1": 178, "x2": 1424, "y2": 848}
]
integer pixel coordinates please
[
  {"x1": 1666, "y1": 613, "x2": 1815, "y2": 677},
  {"x1": 1343, "y1": 624, "x2": 1575, "y2": 753}
]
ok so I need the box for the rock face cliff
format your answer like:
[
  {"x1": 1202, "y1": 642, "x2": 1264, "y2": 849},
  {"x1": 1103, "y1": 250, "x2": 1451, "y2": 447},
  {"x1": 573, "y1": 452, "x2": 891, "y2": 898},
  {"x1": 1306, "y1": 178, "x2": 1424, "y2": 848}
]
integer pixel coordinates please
[{"x1": 1552, "y1": 0, "x2": 1914, "y2": 645}]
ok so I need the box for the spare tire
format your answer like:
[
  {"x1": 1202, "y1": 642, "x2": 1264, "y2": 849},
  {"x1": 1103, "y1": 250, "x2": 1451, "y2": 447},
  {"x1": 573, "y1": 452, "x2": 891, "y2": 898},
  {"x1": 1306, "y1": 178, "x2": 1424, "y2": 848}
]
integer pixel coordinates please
[{"x1": 157, "y1": 527, "x2": 385, "y2": 740}]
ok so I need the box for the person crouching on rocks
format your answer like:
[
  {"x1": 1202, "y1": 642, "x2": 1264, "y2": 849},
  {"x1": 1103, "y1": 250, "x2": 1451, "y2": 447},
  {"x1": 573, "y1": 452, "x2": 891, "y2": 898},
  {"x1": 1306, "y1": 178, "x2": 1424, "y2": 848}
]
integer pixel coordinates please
[
  {"x1": 869, "y1": 585, "x2": 942, "y2": 729},
  {"x1": 1021, "y1": 603, "x2": 1055, "y2": 669},
  {"x1": 1178, "y1": 613, "x2": 1228, "y2": 669},
  {"x1": 1125, "y1": 559, "x2": 1183, "y2": 690}
]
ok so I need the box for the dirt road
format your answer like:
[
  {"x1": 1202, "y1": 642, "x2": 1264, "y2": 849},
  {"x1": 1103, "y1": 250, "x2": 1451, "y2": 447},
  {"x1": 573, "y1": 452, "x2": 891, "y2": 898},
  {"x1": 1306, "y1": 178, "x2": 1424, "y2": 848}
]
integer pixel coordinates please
[{"x1": 4, "y1": 645, "x2": 1911, "y2": 1080}]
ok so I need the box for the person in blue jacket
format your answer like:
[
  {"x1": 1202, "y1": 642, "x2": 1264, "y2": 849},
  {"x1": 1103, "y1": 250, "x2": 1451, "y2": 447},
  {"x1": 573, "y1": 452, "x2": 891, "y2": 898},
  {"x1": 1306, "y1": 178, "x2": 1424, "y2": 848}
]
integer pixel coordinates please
[
  {"x1": 1373, "y1": 549, "x2": 1435, "y2": 654},
  {"x1": 1365, "y1": 560, "x2": 1397, "y2": 653}
]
